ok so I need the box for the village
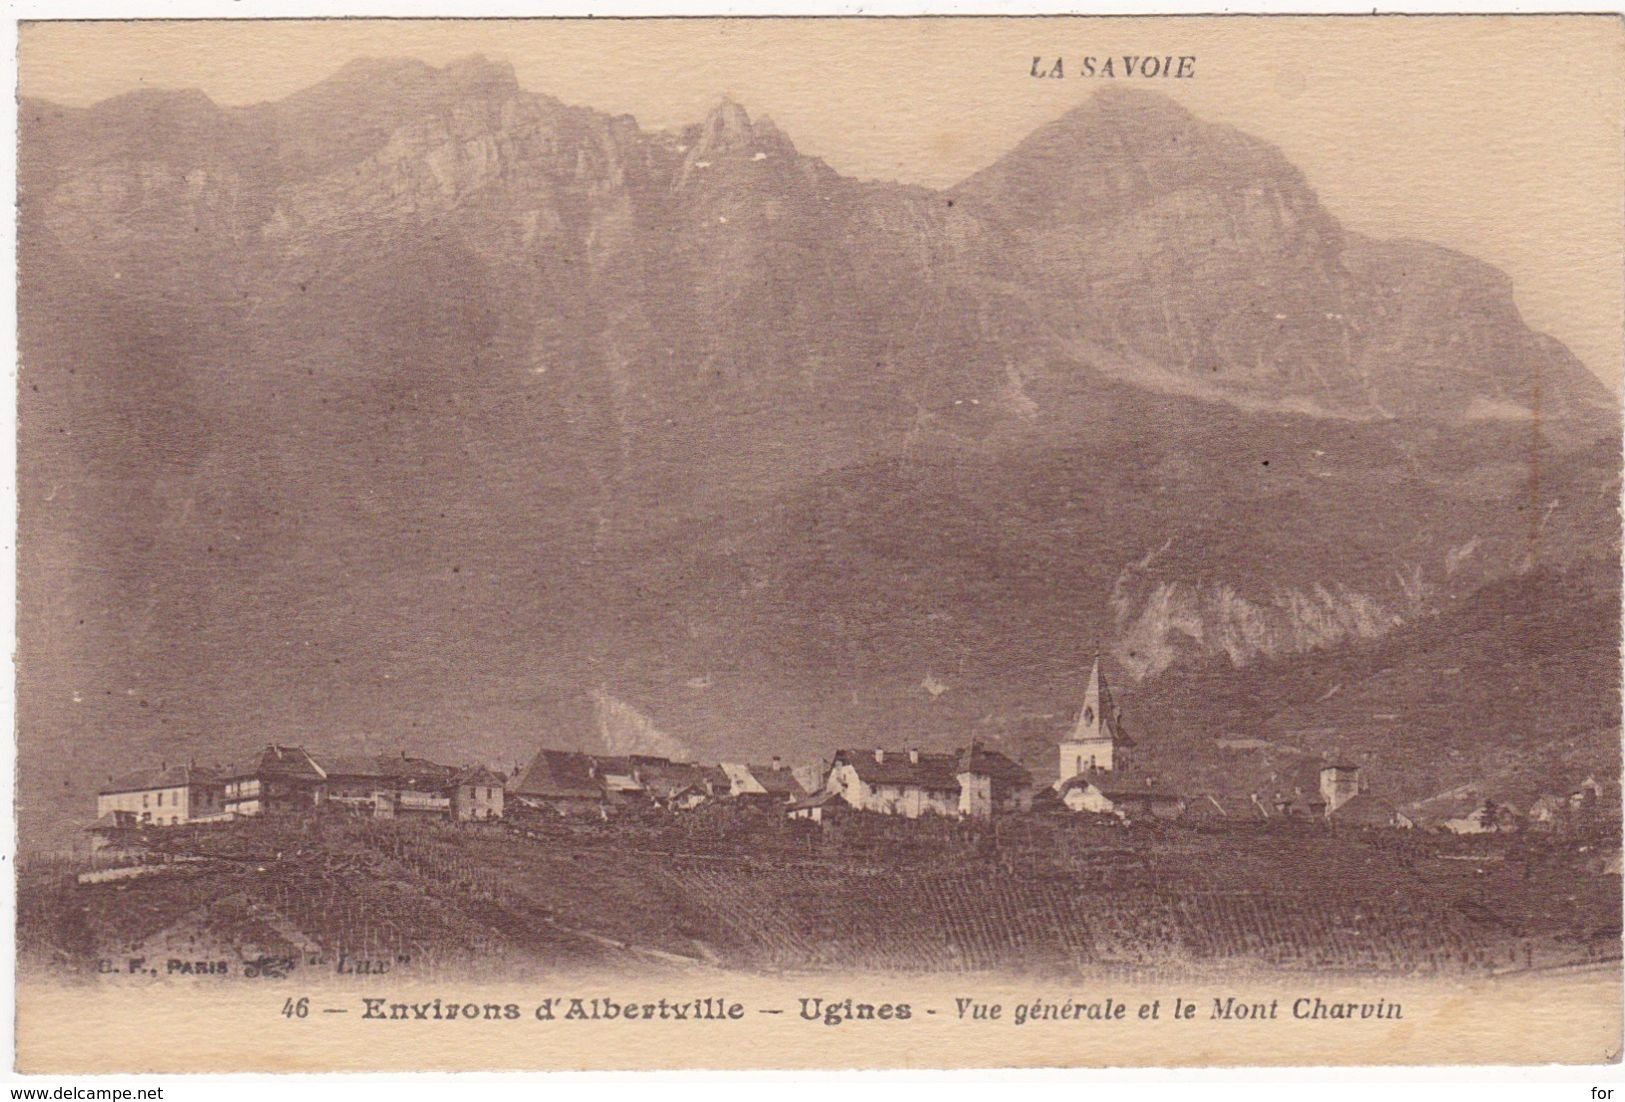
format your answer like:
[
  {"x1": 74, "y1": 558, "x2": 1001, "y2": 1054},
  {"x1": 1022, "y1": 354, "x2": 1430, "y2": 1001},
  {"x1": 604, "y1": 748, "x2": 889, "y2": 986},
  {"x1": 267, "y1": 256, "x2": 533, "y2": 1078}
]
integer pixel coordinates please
[{"x1": 89, "y1": 658, "x2": 1619, "y2": 849}]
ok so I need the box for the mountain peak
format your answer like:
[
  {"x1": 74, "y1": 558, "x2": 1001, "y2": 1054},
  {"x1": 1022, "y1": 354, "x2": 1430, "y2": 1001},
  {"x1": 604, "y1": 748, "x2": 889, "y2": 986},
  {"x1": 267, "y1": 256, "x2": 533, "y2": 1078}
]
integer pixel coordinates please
[
  {"x1": 678, "y1": 95, "x2": 796, "y2": 162},
  {"x1": 296, "y1": 55, "x2": 519, "y2": 107},
  {"x1": 1079, "y1": 84, "x2": 1196, "y2": 113},
  {"x1": 951, "y1": 84, "x2": 1313, "y2": 224},
  {"x1": 697, "y1": 95, "x2": 758, "y2": 151},
  {"x1": 439, "y1": 54, "x2": 520, "y2": 95}
]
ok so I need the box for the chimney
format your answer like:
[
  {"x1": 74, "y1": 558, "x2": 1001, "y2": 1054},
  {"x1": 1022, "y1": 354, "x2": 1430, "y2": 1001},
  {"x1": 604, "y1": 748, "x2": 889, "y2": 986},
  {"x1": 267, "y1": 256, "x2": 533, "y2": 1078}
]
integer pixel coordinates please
[
  {"x1": 908, "y1": 748, "x2": 919, "y2": 764},
  {"x1": 874, "y1": 749, "x2": 885, "y2": 763},
  {"x1": 771, "y1": 755, "x2": 782, "y2": 771}
]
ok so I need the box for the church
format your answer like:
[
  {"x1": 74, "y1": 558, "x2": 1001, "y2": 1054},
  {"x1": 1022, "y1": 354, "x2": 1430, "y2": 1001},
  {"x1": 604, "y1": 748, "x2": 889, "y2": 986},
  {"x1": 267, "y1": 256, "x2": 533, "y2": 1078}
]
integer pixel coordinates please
[{"x1": 1057, "y1": 655, "x2": 1135, "y2": 783}]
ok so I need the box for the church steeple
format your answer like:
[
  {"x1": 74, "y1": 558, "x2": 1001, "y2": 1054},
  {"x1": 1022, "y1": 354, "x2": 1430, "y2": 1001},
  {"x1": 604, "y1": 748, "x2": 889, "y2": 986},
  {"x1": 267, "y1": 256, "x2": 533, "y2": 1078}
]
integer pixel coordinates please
[
  {"x1": 1071, "y1": 654, "x2": 1118, "y2": 744},
  {"x1": 1058, "y1": 655, "x2": 1132, "y2": 784}
]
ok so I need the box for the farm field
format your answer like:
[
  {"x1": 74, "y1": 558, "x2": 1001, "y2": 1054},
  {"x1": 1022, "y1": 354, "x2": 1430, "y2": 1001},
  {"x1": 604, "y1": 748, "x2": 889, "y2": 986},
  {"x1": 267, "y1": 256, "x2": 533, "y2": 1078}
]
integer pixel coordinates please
[{"x1": 18, "y1": 809, "x2": 1621, "y2": 981}]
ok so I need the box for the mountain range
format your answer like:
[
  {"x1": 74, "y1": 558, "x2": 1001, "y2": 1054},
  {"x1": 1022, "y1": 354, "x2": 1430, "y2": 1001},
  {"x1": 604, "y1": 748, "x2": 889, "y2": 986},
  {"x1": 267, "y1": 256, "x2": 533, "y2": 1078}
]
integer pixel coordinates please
[{"x1": 18, "y1": 56, "x2": 1620, "y2": 848}]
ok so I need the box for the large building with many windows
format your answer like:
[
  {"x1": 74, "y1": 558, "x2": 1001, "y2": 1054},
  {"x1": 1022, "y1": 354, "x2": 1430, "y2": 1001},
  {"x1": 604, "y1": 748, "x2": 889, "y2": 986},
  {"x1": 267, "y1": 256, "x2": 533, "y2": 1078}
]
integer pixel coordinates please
[{"x1": 96, "y1": 763, "x2": 225, "y2": 827}]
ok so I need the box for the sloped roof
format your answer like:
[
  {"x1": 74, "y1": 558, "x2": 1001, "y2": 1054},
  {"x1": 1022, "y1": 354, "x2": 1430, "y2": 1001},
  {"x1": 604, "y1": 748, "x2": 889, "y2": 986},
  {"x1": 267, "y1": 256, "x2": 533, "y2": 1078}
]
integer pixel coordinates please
[
  {"x1": 788, "y1": 789, "x2": 843, "y2": 813},
  {"x1": 447, "y1": 765, "x2": 505, "y2": 788},
  {"x1": 98, "y1": 763, "x2": 220, "y2": 796},
  {"x1": 1058, "y1": 773, "x2": 1104, "y2": 797},
  {"x1": 718, "y1": 762, "x2": 760, "y2": 794},
  {"x1": 509, "y1": 748, "x2": 602, "y2": 800},
  {"x1": 1094, "y1": 771, "x2": 1182, "y2": 801},
  {"x1": 593, "y1": 756, "x2": 643, "y2": 792},
  {"x1": 696, "y1": 765, "x2": 731, "y2": 793},
  {"x1": 1062, "y1": 769, "x2": 1179, "y2": 801},
  {"x1": 229, "y1": 745, "x2": 326, "y2": 783},
  {"x1": 957, "y1": 745, "x2": 1034, "y2": 788},
  {"x1": 1067, "y1": 657, "x2": 1137, "y2": 748},
  {"x1": 322, "y1": 753, "x2": 452, "y2": 786},
  {"x1": 1410, "y1": 788, "x2": 1482, "y2": 826},
  {"x1": 86, "y1": 810, "x2": 141, "y2": 832},
  {"x1": 835, "y1": 750, "x2": 961, "y2": 792},
  {"x1": 1271, "y1": 791, "x2": 1326, "y2": 817},
  {"x1": 749, "y1": 765, "x2": 808, "y2": 799},
  {"x1": 1328, "y1": 792, "x2": 1398, "y2": 827},
  {"x1": 636, "y1": 759, "x2": 708, "y2": 800}
]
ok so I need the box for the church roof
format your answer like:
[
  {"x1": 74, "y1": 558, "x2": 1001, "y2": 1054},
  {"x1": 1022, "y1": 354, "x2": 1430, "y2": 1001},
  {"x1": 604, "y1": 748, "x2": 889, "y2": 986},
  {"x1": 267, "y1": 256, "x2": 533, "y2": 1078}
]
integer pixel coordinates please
[{"x1": 1066, "y1": 656, "x2": 1137, "y2": 747}]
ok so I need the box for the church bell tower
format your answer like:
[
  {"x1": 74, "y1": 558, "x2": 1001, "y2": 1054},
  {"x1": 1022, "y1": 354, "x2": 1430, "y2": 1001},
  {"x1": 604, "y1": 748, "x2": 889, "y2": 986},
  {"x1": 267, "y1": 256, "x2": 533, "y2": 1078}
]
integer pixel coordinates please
[{"x1": 1058, "y1": 656, "x2": 1132, "y2": 784}]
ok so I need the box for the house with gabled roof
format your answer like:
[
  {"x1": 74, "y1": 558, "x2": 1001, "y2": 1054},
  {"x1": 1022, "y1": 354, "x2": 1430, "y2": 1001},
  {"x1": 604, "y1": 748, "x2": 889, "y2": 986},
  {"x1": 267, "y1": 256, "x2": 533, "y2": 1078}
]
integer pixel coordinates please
[
  {"x1": 507, "y1": 748, "x2": 605, "y2": 815},
  {"x1": 222, "y1": 746, "x2": 327, "y2": 817},
  {"x1": 85, "y1": 809, "x2": 144, "y2": 854},
  {"x1": 1441, "y1": 798, "x2": 1523, "y2": 835},
  {"x1": 825, "y1": 748, "x2": 964, "y2": 820},
  {"x1": 957, "y1": 743, "x2": 1036, "y2": 818},
  {"x1": 786, "y1": 789, "x2": 846, "y2": 823},
  {"x1": 791, "y1": 759, "x2": 830, "y2": 799},
  {"x1": 1327, "y1": 791, "x2": 1409, "y2": 830},
  {"x1": 1272, "y1": 789, "x2": 1327, "y2": 820},
  {"x1": 695, "y1": 764, "x2": 732, "y2": 797},
  {"x1": 322, "y1": 752, "x2": 455, "y2": 816},
  {"x1": 96, "y1": 763, "x2": 225, "y2": 827},
  {"x1": 1059, "y1": 773, "x2": 1114, "y2": 816},
  {"x1": 632, "y1": 758, "x2": 711, "y2": 810},
  {"x1": 446, "y1": 765, "x2": 505, "y2": 821},
  {"x1": 1061, "y1": 769, "x2": 1184, "y2": 821},
  {"x1": 592, "y1": 756, "x2": 644, "y2": 804},
  {"x1": 719, "y1": 759, "x2": 809, "y2": 806}
]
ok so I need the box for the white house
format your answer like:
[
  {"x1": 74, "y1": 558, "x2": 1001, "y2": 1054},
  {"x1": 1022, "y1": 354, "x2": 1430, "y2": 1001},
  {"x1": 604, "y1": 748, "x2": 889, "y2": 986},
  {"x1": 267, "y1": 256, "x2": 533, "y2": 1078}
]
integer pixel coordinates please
[
  {"x1": 957, "y1": 744, "x2": 1036, "y2": 818},
  {"x1": 1318, "y1": 763, "x2": 1361, "y2": 815},
  {"x1": 825, "y1": 746, "x2": 1033, "y2": 820},
  {"x1": 719, "y1": 760, "x2": 808, "y2": 805},
  {"x1": 1060, "y1": 772, "x2": 1184, "y2": 821},
  {"x1": 826, "y1": 749, "x2": 962, "y2": 819},
  {"x1": 97, "y1": 764, "x2": 226, "y2": 827}
]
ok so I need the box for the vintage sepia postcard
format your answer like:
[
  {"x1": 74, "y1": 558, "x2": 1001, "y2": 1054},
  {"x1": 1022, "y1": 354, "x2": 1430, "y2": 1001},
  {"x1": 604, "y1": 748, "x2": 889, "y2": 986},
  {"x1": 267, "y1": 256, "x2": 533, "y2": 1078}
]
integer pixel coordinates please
[{"x1": 12, "y1": 14, "x2": 1624, "y2": 1074}]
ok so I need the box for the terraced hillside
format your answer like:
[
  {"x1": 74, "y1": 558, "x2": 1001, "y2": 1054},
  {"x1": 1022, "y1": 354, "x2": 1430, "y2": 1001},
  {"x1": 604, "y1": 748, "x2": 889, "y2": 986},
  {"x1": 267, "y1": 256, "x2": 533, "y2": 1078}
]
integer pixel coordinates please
[{"x1": 18, "y1": 811, "x2": 1619, "y2": 980}]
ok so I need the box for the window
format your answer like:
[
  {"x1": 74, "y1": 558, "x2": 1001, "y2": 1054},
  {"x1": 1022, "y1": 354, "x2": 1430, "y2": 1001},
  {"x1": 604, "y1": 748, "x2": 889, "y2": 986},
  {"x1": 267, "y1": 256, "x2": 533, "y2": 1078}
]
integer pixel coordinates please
[{"x1": 142, "y1": 794, "x2": 149, "y2": 808}]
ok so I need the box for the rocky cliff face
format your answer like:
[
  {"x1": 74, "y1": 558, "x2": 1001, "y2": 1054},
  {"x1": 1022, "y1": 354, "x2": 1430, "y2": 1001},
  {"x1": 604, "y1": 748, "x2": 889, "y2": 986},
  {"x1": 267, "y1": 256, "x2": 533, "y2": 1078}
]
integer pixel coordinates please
[
  {"x1": 951, "y1": 86, "x2": 1611, "y2": 425},
  {"x1": 17, "y1": 58, "x2": 1620, "y2": 847}
]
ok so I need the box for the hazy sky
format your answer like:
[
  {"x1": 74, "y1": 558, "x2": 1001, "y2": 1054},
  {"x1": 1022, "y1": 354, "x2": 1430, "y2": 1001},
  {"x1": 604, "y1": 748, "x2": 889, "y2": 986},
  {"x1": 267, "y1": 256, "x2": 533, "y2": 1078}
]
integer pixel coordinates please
[{"x1": 21, "y1": 16, "x2": 1624, "y2": 389}]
